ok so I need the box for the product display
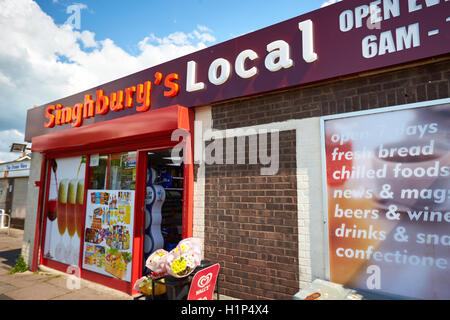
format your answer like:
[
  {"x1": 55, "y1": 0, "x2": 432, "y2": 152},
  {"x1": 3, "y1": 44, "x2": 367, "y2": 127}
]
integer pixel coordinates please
[
  {"x1": 82, "y1": 190, "x2": 135, "y2": 281},
  {"x1": 104, "y1": 248, "x2": 132, "y2": 280},
  {"x1": 143, "y1": 168, "x2": 165, "y2": 262}
]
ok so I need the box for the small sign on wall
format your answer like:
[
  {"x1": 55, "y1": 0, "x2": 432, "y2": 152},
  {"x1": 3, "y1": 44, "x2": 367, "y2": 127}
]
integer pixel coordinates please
[{"x1": 90, "y1": 154, "x2": 99, "y2": 167}]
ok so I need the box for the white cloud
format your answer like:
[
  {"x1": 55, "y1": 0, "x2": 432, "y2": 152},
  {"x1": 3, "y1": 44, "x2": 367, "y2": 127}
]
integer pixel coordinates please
[
  {"x1": 197, "y1": 25, "x2": 212, "y2": 32},
  {"x1": 0, "y1": 71, "x2": 15, "y2": 87},
  {"x1": 321, "y1": 0, "x2": 343, "y2": 7},
  {"x1": 78, "y1": 30, "x2": 98, "y2": 48},
  {"x1": 0, "y1": 129, "x2": 27, "y2": 163},
  {"x1": 193, "y1": 30, "x2": 216, "y2": 43},
  {"x1": 0, "y1": 0, "x2": 216, "y2": 162}
]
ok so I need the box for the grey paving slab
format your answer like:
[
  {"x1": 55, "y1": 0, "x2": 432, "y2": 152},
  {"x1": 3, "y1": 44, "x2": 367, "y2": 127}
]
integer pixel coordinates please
[
  {"x1": 41, "y1": 274, "x2": 69, "y2": 288},
  {"x1": 51, "y1": 287, "x2": 120, "y2": 300},
  {"x1": 5, "y1": 281, "x2": 70, "y2": 300},
  {"x1": 0, "y1": 282, "x2": 16, "y2": 294},
  {"x1": 0, "y1": 267, "x2": 10, "y2": 275}
]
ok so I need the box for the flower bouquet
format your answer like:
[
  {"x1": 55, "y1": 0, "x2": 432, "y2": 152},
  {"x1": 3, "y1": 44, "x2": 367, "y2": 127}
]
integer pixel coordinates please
[
  {"x1": 145, "y1": 249, "x2": 169, "y2": 277},
  {"x1": 166, "y1": 238, "x2": 202, "y2": 278}
]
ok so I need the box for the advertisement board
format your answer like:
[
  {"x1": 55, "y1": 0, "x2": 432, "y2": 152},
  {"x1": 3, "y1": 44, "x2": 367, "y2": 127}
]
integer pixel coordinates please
[
  {"x1": 82, "y1": 190, "x2": 135, "y2": 282},
  {"x1": 187, "y1": 264, "x2": 220, "y2": 300},
  {"x1": 322, "y1": 101, "x2": 449, "y2": 299},
  {"x1": 43, "y1": 156, "x2": 86, "y2": 267}
]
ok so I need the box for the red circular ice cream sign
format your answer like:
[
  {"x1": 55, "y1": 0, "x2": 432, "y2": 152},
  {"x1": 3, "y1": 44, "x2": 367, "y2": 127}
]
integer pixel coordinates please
[{"x1": 188, "y1": 264, "x2": 220, "y2": 300}]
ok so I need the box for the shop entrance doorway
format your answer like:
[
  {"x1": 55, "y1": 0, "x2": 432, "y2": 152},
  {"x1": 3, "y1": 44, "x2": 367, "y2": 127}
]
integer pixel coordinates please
[{"x1": 143, "y1": 149, "x2": 184, "y2": 270}]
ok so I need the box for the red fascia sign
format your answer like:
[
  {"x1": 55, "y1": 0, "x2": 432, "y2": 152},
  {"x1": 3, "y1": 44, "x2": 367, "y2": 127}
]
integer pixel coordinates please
[
  {"x1": 44, "y1": 72, "x2": 180, "y2": 128},
  {"x1": 25, "y1": 0, "x2": 450, "y2": 141},
  {"x1": 188, "y1": 264, "x2": 220, "y2": 300}
]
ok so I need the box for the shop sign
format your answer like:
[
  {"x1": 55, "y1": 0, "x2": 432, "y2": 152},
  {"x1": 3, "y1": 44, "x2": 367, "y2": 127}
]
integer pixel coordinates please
[
  {"x1": 322, "y1": 101, "x2": 450, "y2": 300},
  {"x1": 0, "y1": 162, "x2": 30, "y2": 178},
  {"x1": 44, "y1": 73, "x2": 180, "y2": 128},
  {"x1": 26, "y1": 0, "x2": 450, "y2": 140},
  {"x1": 0, "y1": 161, "x2": 30, "y2": 172},
  {"x1": 187, "y1": 263, "x2": 220, "y2": 300}
]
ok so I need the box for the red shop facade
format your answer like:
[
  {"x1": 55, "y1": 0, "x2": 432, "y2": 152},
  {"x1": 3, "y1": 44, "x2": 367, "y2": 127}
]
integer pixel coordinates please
[
  {"x1": 29, "y1": 106, "x2": 194, "y2": 294},
  {"x1": 24, "y1": 0, "x2": 450, "y2": 299}
]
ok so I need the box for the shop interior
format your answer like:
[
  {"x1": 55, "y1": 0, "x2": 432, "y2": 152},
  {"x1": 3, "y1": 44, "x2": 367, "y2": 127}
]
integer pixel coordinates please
[{"x1": 144, "y1": 149, "x2": 183, "y2": 266}]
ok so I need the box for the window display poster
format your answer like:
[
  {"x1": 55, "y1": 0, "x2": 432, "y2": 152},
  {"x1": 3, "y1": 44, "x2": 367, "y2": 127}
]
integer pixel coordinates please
[
  {"x1": 43, "y1": 156, "x2": 86, "y2": 266},
  {"x1": 82, "y1": 190, "x2": 135, "y2": 282},
  {"x1": 323, "y1": 103, "x2": 449, "y2": 300}
]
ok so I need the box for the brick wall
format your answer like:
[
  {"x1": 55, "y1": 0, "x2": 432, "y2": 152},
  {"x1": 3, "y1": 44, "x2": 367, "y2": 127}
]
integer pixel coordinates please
[
  {"x1": 202, "y1": 58, "x2": 450, "y2": 300},
  {"x1": 203, "y1": 131, "x2": 299, "y2": 300},
  {"x1": 212, "y1": 58, "x2": 450, "y2": 130}
]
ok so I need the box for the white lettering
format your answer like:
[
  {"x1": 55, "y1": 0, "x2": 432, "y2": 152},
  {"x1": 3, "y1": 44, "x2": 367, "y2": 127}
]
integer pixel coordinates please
[
  {"x1": 408, "y1": 0, "x2": 422, "y2": 12},
  {"x1": 186, "y1": 61, "x2": 205, "y2": 92},
  {"x1": 235, "y1": 49, "x2": 258, "y2": 79},
  {"x1": 208, "y1": 58, "x2": 231, "y2": 86},
  {"x1": 265, "y1": 40, "x2": 293, "y2": 72},
  {"x1": 425, "y1": 0, "x2": 440, "y2": 6},
  {"x1": 409, "y1": 0, "x2": 441, "y2": 12},
  {"x1": 362, "y1": 35, "x2": 378, "y2": 58},
  {"x1": 298, "y1": 19, "x2": 318, "y2": 63},
  {"x1": 383, "y1": 0, "x2": 400, "y2": 19},
  {"x1": 355, "y1": 5, "x2": 370, "y2": 28},
  {"x1": 339, "y1": 10, "x2": 354, "y2": 32},
  {"x1": 362, "y1": 23, "x2": 421, "y2": 58},
  {"x1": 396, "y1": 23, "x2": 420, "y2": 51},
  {"x1": 370, "y1": 0, "x2": 383, "y2": 24},
  {"x1": 378, "y1": 30, "x2": 396, "y2": 55}
]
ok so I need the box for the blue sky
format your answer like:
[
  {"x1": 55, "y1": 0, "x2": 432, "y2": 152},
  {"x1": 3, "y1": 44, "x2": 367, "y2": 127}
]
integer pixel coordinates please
[
  {"x1": 0, "y1": 0, "x2": 341, "y2": 163},
  {"x1": 36, "y1": 0, "x2": 328, "y2": 54}
]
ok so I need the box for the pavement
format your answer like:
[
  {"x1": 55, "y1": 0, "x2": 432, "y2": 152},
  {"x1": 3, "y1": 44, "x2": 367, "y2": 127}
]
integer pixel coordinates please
[{"x1": 0, "y1": 228, "x2": 132, "y2": 300}]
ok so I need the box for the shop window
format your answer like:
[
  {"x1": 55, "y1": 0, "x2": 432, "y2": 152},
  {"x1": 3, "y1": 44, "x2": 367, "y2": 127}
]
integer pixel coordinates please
[
  {"x1": 43, "y1": 156, "x2": 86, "y2": 266},
  {"x1": 88, "y1": 155, "x2": 108, "y2": 190},
  {"x1": 83, "y1": 151, "x2": 137, "y2": 282},
  {"x1": 88, "y1": 152, "x2": 137, "y2": 191},
  {"x1": 109, "y1": 152, "x2": 137, "y2": 190}
]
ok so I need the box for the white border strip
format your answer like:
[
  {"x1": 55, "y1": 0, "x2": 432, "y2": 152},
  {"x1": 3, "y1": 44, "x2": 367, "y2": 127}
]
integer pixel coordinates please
[
  {"x1": 319, "y1": 97, "x2": 450, "y2": 281},
  {"x1": 319, "y1": 117, "x2": 331, "y2": 280}
]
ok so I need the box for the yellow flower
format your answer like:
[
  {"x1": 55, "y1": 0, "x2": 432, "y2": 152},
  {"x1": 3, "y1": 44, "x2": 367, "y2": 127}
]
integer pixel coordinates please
[{"x1": 171, "y1": 258, "x2": 186, "y2": 274}]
